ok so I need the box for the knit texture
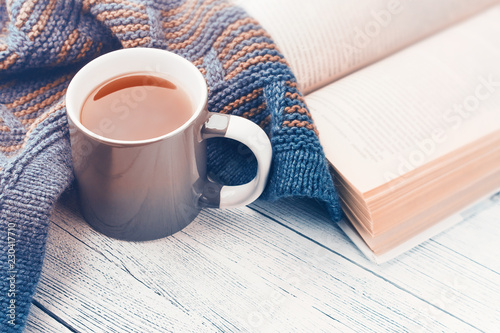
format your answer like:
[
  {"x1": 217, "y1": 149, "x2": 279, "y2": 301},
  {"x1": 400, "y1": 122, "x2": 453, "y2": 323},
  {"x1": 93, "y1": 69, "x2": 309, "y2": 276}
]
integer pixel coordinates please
[{"x1": 0, "y1": 0, "x2": 341, "y2": 331}]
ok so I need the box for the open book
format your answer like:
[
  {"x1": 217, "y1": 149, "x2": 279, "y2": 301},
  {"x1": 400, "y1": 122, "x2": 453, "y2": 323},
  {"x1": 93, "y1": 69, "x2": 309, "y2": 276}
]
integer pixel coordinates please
[{"x1": 236, "y1": 0, "x2": 500, "y2": 262}]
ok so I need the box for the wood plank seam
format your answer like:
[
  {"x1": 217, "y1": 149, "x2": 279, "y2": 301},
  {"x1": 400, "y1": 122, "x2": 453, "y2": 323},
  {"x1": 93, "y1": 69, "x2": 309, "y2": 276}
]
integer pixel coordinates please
[
  {"x1": 247, "y1": 203, "x2": 488, "y2": 331},
  {"x1": 51, "y1": 219, "x2": 159, "y2": 295},
  {"x1": 31, "y1": 300, "x2": 79, "y2": 333},
  {"x1": 430, "y1": 240, "x2": 500, "y2": 276}
]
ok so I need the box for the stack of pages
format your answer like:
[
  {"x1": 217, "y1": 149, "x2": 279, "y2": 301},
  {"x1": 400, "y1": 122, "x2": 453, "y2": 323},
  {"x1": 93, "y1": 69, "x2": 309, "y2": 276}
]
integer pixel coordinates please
[{"x1": 238, "y1": 0, "x2": 500, "y2": 262}]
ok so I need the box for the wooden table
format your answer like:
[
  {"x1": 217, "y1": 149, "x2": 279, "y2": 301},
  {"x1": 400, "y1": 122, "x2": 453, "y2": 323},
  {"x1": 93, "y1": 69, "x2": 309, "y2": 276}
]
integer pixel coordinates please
[{"x1": 25, "y1": 189, "x2": 500, "y2": 332}]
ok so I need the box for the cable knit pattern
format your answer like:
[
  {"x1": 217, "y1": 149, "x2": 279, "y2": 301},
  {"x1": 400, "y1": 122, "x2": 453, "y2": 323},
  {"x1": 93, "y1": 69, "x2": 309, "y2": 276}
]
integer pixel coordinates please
[{"x1": 0, "y1": 1, "x2": 341, "y2": 331}]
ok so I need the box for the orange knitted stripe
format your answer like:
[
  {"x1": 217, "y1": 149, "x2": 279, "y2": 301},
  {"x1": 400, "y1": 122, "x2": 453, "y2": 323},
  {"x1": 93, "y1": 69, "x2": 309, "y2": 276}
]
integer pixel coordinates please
[
  {"x1": 223, "y1": 42, "x2": 276, "y2": 70},
  {"x1": 27, "y1": 0, "x2": 57, "y2": 40},
  {"x1": 0, "y1": 143, "x2": 23, "y2": 153},
  {"x1": 284, "y1": 105, "x2": 311, "y2": 118},
  {"x1": 21, "y1": 118, "x2": 36, "y2": 126},
  {"x1": 221, "y1": 88, "x2": 263, "y2": 114},
  {"x1": 162, "y1": 0, "x2": 195, "y2": 17},
  {"x1": 76, "y1": 39, "x2": 94, "y2": 60},
  {"x1": 260, "y1": 114, "x2": 271, "y2": 127},
  {"x1": 27, "y1": 102, "x2": 66, "y2": 137},
  {"x1": 0, "y1": 118, "x2": 9, "y2": 132},
  {"x1": 15, "y1": 0, "x2": 38, "y2": 28},
  {"x1": 285, "y1": 91, "x2": 305, "y2": 104},
  {"x1": 242, "y1": 102, "x2": 267, "y2": 119},
  {"x1": 163, "y1": 0, "x2": 199, "y2": 29},
  {"x1": 0, "y1": 102, "x2": 65, "y2": 153},
  {"x1": 192, "y1": 56, "x2": 206, "y2": 74},
  {"x1": 96, "y1": 9, "x2": 148, "y2": 21},
  {"x1": 213, "y1": 17, "x2": 259, "y2": 50},
  {"x1": 0, "y1": 102, "x2": 66, "y2": 153},
  {"x1": 14, "y1": 88, "x2": 67, "y2": 117},
  {"x1": 0, "y1": 44, "x2": 7, "y2": 52},
  {"x1": 84, "y1": 0, "x2": 146, "y2": 12},
  {"x1": 168, "y1": 2, "x2": 231, "y2": 50},
  {"x1": 117, "y1": 0, "x2": 145, "y2": 9},
  {"x1": 192, "y1": 56, "x2": 204, "y2": 66},
  {"x1": 57, "y1": 29, "x2": 80, "y2": 62},
  {"x1": 0, "y1": 53, "x2": 19, "y2": 70},
  {"x1": 6, "y1": 75, "x2": 71, "y2": 108},
  {"x1": 111, "y1": 24, "x2": 150, "y2": 34},
  {"x1": 96, "y1": 0, "x2": 145, "y2": 10},
  {"x1": 164, "y1": 0, "x2": 217, "y2": 36},
  {"x1": 282, "y1": 120, "x2": 318, "y2": 135},
  {"x1": 121, "y1": 36, "x2": 151, "y2": 48},
  {"x1": 82, "y1": 0, "x2": 97, "y2": 12},
  {"x1": 285, "y1": 81, "x2": 297, "y2": 88},
  {"x1": 225, "y1": 54, "x2": 286, "y2": 80},
  {"x1": 96, "y1": 42, "x2": 103, "y2": 53},
  {"x1": 218, "y1": 29, "x2": 271, "y2": 60}
]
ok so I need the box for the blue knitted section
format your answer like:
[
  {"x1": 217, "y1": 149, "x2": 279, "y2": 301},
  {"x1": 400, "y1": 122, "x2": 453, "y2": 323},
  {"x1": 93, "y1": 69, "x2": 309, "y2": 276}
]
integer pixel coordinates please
[
  {"x1": 0, "y1": 110, "x2": 73, "y2": 332},
  {"x1": 0, "y1": 1, "x2": 342, "y2": 331}
]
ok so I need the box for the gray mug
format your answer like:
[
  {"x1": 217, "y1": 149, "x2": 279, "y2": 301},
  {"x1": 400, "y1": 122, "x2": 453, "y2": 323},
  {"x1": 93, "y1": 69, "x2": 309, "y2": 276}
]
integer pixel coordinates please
[{"x1": 66, "y1": 48, "x2": 272, "y2": 241}]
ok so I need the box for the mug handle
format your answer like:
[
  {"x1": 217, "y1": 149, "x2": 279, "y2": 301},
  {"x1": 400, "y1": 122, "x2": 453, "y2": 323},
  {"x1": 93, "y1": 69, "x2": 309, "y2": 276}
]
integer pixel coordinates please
[{"x1": 200, "y1": 113, "x2": 272, "y2": 208}]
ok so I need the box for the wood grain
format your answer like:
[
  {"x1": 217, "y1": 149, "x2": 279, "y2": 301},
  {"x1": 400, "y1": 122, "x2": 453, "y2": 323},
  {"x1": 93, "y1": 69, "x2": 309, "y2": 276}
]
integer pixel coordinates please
[
  {"x1": 24, "y1": 303, "x2": 72, "y2": 333},
  {"x1": 250, "y1": 196, "x2": 500, "y2": 332},
  {"x1": 431, "y1": 198, "x2": 500, "y2": 273},
  {"x1": 29, "y1": 190, "x2": 479, "y2": 332}
]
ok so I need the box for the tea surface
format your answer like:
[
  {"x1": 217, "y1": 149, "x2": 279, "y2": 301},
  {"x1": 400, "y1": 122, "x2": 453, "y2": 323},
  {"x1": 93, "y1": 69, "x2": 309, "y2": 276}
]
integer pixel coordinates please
[{"x1": 81, "y1": 73, "x2": 193, "y2": 141}]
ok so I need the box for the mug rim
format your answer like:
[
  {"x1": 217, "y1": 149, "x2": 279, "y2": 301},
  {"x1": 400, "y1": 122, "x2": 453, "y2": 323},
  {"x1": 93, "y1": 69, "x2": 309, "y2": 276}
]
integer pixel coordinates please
[{"x1": 66, "y1": 48, "x2": 208, "y2": 147}]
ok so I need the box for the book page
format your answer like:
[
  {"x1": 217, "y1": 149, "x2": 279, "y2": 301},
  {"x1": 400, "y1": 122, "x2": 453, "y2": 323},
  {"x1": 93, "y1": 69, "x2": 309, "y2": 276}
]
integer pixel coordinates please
[
  {"x1": 306, "y1": 5, "x2": 500, "y2": 193},
  {"x1": 233, "y1": 0, "x2": 499, "y2": 94}
]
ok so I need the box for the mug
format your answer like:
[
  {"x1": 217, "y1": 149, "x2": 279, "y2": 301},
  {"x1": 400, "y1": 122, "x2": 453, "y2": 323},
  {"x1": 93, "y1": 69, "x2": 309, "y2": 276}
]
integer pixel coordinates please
[{"x1": 65, "y1": 48, "x2": 272, "y2": 241}]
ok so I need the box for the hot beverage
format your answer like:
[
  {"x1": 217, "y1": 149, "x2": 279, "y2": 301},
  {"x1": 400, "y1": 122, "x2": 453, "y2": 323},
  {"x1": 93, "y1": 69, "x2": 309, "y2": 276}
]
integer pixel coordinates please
[{"x1": 81, "y1": 73, "x2": 193, "y2": 141}]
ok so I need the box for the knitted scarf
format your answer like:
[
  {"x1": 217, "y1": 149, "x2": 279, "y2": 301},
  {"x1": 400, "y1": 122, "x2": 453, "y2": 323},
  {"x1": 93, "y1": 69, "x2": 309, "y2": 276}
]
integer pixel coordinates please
[{"x1": 0, "y1": 0, "x2": 341, "y2": 331}]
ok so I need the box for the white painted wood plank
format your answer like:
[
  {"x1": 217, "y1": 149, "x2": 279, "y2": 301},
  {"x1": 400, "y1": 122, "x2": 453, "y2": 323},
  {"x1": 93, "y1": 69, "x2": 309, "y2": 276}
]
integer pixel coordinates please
[
  {"x1": 431, "y1": 198, "x2": 500, "y2": 273},
  {"x1": 34, "y1": 202, "x2": 218, "y2": 332},
  {"x1": 250, "y1": 197, "x2": 500, "y2": 331},
  {"x1": 25, "y1": 303, "x2": 72, "y2": 333},
  {"x1": 34, "y1": 191, "x2": 476, "y2": 332}
]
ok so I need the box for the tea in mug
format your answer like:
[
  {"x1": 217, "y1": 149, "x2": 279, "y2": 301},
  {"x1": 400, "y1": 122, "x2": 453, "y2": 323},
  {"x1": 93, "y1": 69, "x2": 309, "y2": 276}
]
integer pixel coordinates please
[{"x1": 80, "y1": 73, "x2": 193, "y2": 141}]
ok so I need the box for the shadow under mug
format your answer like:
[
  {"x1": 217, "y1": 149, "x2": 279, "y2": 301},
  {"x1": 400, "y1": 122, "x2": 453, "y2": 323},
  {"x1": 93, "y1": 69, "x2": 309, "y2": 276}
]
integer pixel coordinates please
[{"x1": 66, "y1": 48, "x2": 272, "y2": 241}]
